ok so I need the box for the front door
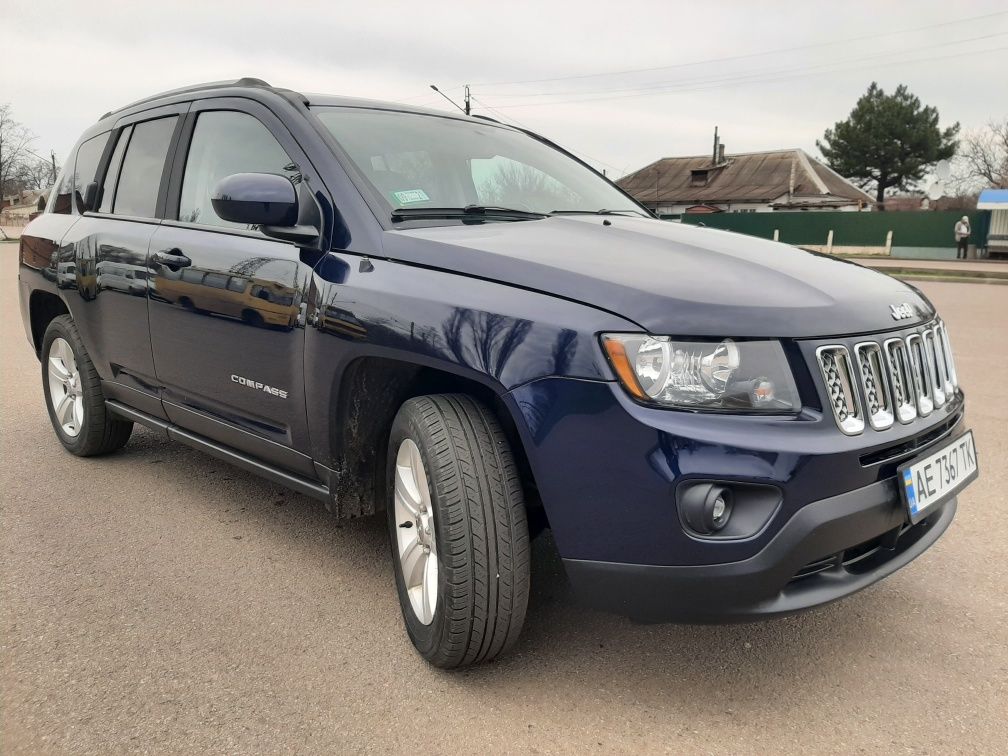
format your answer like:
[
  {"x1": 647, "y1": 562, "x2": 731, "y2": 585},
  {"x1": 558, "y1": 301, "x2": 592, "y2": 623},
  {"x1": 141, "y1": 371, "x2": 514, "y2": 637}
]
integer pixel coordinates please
[{"x1": 147, "y1": 100, "x2": 320, "y2": 476}]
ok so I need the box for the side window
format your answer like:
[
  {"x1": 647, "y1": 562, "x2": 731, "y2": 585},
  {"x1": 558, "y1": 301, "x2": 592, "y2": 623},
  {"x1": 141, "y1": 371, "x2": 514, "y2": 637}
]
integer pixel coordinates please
[
  {"x1": 112, "y1": 116, "x2": 178, "y2": 218},
  {"x1": 72, "y1": 133, "x2": 108, "y2": 213},
  {"x1": 50, "y1": 133, "x2": 107, "y2": 214},
  {"x1": 47, "y1": 167, "x2": 72, "y2": 215},
  {"x1": 203, "y1": 272, "x2": 229, "y2": 289},
  {"x1": 178, "y1": 110, "x2": 297, "y2": 229},
  {"x1": 99, "y1": 126, "x2": 131, "y2": 213}
]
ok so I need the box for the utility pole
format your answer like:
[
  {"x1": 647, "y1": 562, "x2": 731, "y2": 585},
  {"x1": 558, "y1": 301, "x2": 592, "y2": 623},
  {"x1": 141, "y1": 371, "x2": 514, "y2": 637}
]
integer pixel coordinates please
[
  {"x1": 464, "y1": 85, "x2": 471, "y2": 116},
  {"x1": 50, "y1": 150, "x2": 57, "y2": 186}
]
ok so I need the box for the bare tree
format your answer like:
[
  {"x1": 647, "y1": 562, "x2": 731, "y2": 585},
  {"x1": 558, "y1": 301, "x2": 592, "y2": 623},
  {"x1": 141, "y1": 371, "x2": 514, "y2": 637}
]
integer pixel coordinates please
[
  {"x1": 15, "y1": 154, "x2": 58, "y2": 191},
  {"x1": 951, "y1": 118, "x2": 1008, "y2": 192},
  {"x1": 0, "y1": 103, "x2": 38, "y2": 197}
]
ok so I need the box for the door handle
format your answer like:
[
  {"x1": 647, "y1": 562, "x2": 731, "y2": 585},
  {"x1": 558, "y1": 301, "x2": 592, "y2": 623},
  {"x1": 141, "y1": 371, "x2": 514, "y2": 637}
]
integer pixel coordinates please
[{"x1": 151, "y1": 249, "x2": 192, "y2": 270}]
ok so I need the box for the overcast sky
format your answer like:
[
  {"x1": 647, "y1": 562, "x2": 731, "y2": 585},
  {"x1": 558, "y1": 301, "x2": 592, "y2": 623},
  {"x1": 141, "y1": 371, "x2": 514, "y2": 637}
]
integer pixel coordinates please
[{"x1": 5, "y1": 0, "x2": 1007, "y2": 178}]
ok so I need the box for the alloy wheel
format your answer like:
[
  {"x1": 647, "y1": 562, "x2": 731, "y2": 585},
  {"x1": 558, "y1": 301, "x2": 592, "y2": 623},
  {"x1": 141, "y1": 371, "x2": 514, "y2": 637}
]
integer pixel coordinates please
[
  {"x1": 393, "y1": 438, "x2": 438, "y2": 625},
  {"x1": 47, "y1": 337, "x2": 84, "y2": 437}
]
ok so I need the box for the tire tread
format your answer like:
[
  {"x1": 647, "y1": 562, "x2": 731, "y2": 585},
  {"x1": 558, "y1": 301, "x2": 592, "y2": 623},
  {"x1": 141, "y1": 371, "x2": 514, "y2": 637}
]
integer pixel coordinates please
[{"x1": 390, "y1": 393, "x2": 529, "y2": 667}]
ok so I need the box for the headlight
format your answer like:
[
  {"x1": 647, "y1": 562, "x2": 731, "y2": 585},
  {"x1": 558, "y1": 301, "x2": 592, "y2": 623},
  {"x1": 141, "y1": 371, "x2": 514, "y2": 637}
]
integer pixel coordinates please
[{"x1": 601, "y1": 334, "x2": 800, "y2": 412}]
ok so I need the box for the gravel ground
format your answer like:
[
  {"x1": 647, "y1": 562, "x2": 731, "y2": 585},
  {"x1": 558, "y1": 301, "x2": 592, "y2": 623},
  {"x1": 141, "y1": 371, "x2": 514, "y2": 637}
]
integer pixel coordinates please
[{"x1": 2, "y1": 242, "x2": 1006, "y2": 754}]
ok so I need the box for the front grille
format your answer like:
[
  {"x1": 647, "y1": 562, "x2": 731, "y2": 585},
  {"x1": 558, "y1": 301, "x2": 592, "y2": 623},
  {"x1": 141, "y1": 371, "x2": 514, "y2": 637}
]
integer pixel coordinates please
[{"x1": 815, "y1": 319, "x2": 959, "y2": 436}]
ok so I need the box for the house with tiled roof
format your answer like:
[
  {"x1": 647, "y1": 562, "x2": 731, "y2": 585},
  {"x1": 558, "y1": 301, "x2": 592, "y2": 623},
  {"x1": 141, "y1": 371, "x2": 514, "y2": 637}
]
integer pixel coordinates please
[{"x1": 617, "y1": 130, "x2": 874, "y2": 216}]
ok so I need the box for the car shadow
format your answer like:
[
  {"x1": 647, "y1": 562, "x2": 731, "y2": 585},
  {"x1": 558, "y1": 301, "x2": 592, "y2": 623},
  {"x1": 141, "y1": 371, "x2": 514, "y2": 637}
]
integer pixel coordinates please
[{"x1": 106, "y1": 425, "x2": 935, "y2": 713}]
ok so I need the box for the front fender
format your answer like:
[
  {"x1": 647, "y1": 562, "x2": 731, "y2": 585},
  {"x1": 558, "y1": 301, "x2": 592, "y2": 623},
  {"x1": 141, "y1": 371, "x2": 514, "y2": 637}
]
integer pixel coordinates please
[{"x1": 302, "y1": 251, "x2": 635, "y2": 514}]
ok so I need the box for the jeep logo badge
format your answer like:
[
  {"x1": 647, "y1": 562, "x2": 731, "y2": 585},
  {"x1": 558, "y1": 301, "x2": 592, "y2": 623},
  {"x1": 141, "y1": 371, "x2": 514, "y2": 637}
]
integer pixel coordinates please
[{"x1": 890, "y1": 303, "x2": 914, "y2": 321}]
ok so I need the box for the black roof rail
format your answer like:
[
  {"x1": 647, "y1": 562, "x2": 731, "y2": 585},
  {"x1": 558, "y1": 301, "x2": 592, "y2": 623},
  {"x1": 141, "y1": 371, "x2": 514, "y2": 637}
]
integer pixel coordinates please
[{"x1": 99, "y1": 77, "x2": 274, "y2": 120}]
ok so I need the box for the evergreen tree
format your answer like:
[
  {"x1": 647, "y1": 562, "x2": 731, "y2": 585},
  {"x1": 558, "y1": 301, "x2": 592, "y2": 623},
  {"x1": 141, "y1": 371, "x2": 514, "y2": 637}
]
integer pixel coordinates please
[{"x1": 818, "y1": 83, "x2": 959, "y2": 207}]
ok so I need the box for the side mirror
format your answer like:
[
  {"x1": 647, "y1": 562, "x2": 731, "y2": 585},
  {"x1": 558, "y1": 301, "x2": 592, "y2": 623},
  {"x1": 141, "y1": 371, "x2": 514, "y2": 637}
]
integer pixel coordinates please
[{"x1": 211, "y1": 172, "x2": 299, "y2": 227}]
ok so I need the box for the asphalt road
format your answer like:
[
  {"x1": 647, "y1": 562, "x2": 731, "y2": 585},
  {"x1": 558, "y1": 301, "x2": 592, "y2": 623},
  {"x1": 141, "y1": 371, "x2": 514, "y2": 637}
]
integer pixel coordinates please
[{"x1": 2, "y1": 242, "x2": 1006, "y2": 754}]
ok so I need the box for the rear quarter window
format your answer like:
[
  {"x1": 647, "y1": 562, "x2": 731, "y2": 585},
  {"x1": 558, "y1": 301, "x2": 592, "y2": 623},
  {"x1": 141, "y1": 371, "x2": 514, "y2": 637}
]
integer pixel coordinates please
[{"x1": 49, "y1": 132, "x2": 109, "y2": 215}]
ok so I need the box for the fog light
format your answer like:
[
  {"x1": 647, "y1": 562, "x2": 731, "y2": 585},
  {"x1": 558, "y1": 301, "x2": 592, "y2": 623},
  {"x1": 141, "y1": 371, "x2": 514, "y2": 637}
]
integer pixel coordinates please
[
  {"x1": 680, "y1": 483, "x2": 734, "y2": 535},
  {"x1": 711, "y1": 493, "x2": 729, "y2": 526}
]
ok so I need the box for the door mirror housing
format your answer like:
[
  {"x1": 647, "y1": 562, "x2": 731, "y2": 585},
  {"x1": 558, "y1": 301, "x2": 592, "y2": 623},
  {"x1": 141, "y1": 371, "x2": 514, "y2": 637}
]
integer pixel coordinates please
[{"x1": 211, "y1": 172, "x2": 299, "y2": 227}]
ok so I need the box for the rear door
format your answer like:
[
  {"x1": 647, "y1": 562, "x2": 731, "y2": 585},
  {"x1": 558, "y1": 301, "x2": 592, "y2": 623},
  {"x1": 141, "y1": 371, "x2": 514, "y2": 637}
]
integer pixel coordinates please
[
  {"x1": 147, "y1": 98, "x2": 319, "y2": 476},
  {"x1": 57, "y1": 105, "x2": 187, "y2": 418}
]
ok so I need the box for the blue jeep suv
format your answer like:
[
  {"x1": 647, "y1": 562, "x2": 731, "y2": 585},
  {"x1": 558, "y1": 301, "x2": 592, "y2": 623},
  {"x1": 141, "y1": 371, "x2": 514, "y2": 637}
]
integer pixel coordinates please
[{"x1": 17, "y1": 79, "x2": 978, "y2": 667}]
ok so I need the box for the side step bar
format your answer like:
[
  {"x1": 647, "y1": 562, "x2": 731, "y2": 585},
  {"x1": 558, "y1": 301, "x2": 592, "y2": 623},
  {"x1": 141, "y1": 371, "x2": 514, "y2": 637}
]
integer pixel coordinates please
[{"x1": 105, "y1": 400, "x2": 330, "y2": 503}]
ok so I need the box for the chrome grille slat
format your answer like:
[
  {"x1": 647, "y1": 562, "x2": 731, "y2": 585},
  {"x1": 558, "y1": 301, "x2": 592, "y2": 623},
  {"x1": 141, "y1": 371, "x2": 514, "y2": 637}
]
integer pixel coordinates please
[
  {"x1": 906, "y1": 334, "x2": 934, "y2": 417},
  {"x1": 935, "y1": 321, "x2": 957, "y2": 393},
  {"x1": 884, "y1": 338, "x2": 917, "y2": 424},
  {"x1": 817, "y1": 345, "x2": 864, "y2": 435},
  {"x1": 923, "y1": 329, "x2": 946, "y2": 408},
  {"x1": 854, "y1": 342, "x2": 894, "y2": 430}
]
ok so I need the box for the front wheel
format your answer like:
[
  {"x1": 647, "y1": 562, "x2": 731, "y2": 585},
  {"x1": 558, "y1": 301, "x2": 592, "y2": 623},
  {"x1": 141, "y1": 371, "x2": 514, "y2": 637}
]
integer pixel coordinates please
[{"x1": 387, "y1": 394, "x2": 530, "y2": 668}]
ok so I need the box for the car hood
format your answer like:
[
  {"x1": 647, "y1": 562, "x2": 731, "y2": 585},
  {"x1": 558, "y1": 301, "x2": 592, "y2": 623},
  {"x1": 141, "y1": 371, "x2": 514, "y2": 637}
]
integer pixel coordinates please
[{"x1": 382, "y1": 215, "x2": 934, "y2": 338}]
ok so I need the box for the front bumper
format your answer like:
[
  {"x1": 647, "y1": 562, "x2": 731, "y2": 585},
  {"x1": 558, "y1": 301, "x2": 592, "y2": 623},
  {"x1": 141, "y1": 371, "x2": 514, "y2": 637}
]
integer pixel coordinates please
[
  {"x1": 563, "y1": 479, "x2": 956, "y2": 622},
  {"x1": 507, "y1": 374, "x2": 968, "y2": 623}
]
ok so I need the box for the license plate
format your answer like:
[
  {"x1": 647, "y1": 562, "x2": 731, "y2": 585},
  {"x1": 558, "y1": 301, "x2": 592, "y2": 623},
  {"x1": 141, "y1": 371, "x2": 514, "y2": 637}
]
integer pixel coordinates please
[{"x1": 899, "y1": 430, "x2": 978, "y2": 524}]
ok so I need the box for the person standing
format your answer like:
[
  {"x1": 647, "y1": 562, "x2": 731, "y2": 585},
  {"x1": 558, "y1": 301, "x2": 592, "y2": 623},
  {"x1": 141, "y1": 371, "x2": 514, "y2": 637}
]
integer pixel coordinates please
[{"x1": 954, "y1": 215, "x2": 971, "y2": 260}]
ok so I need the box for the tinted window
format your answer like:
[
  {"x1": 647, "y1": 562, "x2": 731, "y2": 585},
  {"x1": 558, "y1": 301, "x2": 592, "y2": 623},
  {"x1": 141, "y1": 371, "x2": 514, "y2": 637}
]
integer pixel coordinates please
[
  {"x1": 113, "y1": 116, "x2": 177, "y2": 218},
  {"x1": 50, "y1": 133, "x2": 107, "y2": 215},
  {"x1": 179, "y1": 111, "x2": 296, "y2": 229},
  {"x1": 48, "y1": 167, "x2": 72, "y2": 215},
  {"x1": 99, "y1": 126, "x2": 131, "y2": 213},
  {"x1": 72, "y1": 134, "x2": 108, "y2": 213}
]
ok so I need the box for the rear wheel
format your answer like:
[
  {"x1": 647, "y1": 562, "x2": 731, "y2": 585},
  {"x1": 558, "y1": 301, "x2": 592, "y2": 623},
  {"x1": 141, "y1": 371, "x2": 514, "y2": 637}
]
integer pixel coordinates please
[
  {"x1": 387, "y1": 394, "x2": 530, "y2": 668},
  {"x1": 41, "y1": 315, "x2": 133, "y2": 456}
]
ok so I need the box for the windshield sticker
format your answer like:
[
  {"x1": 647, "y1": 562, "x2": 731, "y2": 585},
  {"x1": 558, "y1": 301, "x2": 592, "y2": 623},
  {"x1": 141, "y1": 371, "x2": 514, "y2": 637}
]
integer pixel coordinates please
[{"x1": 392, "y1": 189, "x2": 430, "y2": 204}]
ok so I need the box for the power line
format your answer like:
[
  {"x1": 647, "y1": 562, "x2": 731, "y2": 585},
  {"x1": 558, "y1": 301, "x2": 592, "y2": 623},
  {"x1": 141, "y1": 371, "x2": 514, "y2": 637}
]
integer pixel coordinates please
[
  {"x1": 470, "y1": 10, "x2": 1008, "y2": 88},
  {"x1": 479, "y1": 32, "x2": 1007, "y2": 100},
  {"x1": 486, "y1": 43, "x2": 1008, "y2": 110}
]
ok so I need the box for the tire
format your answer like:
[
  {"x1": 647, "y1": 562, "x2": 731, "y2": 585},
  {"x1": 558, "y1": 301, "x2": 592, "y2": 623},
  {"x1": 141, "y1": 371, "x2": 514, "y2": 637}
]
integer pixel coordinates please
[
  {"x1": 387, "y1": 394, "x2": 530, "y2": 668},
  {"x1": 241, "y1": 309, "x2": 264, "y2": 328},
  {"x1": 41, "y1": 315, "x2": 133, "y2": 456}
]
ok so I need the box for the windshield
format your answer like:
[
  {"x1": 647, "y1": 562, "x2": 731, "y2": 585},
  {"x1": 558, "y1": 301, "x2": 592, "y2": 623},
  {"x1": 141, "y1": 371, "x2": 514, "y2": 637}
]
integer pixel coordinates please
[{"x1": 312, "y1": 107, "x2": 645, "y2": 219}]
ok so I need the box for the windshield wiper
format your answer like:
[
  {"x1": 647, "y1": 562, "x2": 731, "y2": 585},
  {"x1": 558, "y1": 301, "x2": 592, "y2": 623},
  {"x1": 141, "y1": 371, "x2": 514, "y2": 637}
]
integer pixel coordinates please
[
  {"x1": 391, "y1": 205, "x2": 547, "y2": 222},
  {"x1": 549, "y1": 209, "x2": 644, "y2": 217}
]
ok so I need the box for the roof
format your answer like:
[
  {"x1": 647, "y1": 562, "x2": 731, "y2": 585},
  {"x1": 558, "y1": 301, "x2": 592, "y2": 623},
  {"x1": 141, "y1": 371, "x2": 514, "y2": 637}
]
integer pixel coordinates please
[
  {"x1": 617, "y1": 149, "x2": 874, "y2": 205},
  {"x1": 978, "y1": 189, "x2": 1008, "y2": 209},
  {"x1": 99, "y1": 77, "x2": 502, "y2": 129}
]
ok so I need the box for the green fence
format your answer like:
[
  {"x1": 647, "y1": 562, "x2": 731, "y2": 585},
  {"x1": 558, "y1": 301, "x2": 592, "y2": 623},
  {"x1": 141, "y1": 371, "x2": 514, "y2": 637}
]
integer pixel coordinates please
[{"x1": 678, "y1": 210, "x2": 988, "y2": 254}]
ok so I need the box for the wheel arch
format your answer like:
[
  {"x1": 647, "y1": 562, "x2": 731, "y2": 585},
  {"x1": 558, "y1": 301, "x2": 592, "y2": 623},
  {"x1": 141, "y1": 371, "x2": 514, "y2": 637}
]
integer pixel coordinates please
[
  {"x1": 28, "y1": 290, "x2": 70, "y2": 357},
  {"x1": 327, "y1": 355, "x2": 540, "y2": 521}
]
